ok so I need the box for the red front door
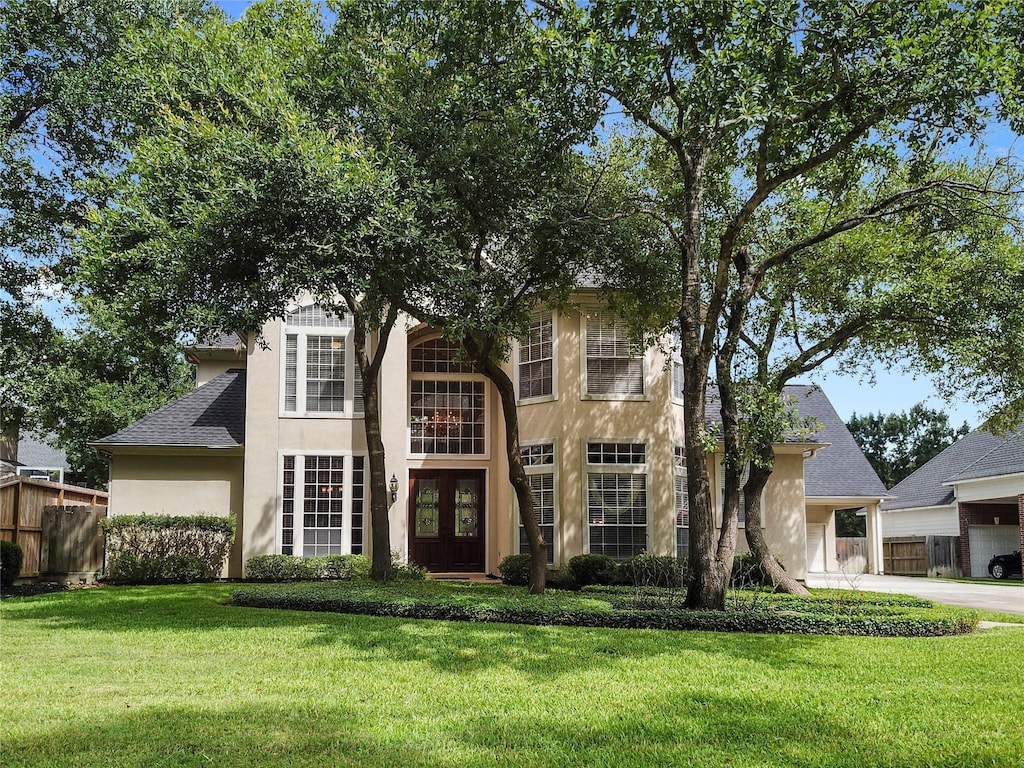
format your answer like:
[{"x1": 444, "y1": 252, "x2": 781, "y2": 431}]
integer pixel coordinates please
[{"x1": 409, "y1": 469, "x2": 485, "y2": 572}]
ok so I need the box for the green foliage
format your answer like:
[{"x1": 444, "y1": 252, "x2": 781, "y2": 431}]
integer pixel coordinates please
[
  {"x1": 229, "y1": 581, "x2": 977, "y2": 637},
  {"x1": 618, "y1": 554, "x2": 688, "y2": 589},
  {"x1": 730, "y1": 553, "x2": 785, "y2": 590},
  {"x1": 0, "y1": 540, "x2": 24, "y2": 586},
  {"x1": 1, "y1": 0, "x2": 211, "y2": 475},
  {"x1": 498, "y1": 554, "x2": 531, "y2": 586},
  {"x1": 245, "y1": 554, "x2": 372, "y2": 582},
  {"x1": 567, "y1": 554, "x2": 619, "y2": 587},
  {"x1": 835, "y1": 509, "x2": 866, "y2": 538},
  {"x1": 100, "y1": 514, "x2": 234, "y2": 584},
  {"x1": 847, "y1": 404, "x2": 971, "y2": 489}
]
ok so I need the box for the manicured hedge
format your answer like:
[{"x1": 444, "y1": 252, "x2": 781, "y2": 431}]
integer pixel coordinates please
[
  {"x1": 100, "y1": 514, "x2": 234, "y2": 584},
  {"x1": 230, "y1": 582, "x2": 978, "y2": 637},
  {"x1": 498, "y1": 554, "x2": 531, "y2": 586},
  {"x1": 244, "y1": 553, "x2": 425, "y2": 582}
]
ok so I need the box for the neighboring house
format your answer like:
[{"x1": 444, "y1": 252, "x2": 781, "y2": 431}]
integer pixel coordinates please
[
  {"x1": 0, "y1": 433, "x2": 82, "y2": 486},
  {"x1": 881, "y1": 426, "x2": 1024, "y2": 578},
  {"x1": 93, "y1": 297, "x2": 888, "y2": 579}
]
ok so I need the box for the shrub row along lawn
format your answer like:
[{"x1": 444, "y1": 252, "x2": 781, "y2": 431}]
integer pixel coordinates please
[
  {"x1": 1, "y1": 584, "x2": 1022, "y2": 768},
  {"x1": 230, "y1": 580, "x2": 979, "y2": 637}
]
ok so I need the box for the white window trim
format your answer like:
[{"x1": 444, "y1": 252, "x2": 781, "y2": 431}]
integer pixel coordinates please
[
  {"x1": 16, "y1": 467, "x2": 64, "y2": 484},
  {"x1": 514, "y1": 310, "x2": 558, "y2": 405},
  {"x1": 278, "y1": 303, "x2": 365, "y2": 419},
  {"x1": 669, "y1": 331, "x2": 685, "y2": 406},
  {"x1": 277, "y1": 450, "x2": 367, "y2": 557},
  {"x1": 580, "y1": 306, "x2": 648, "y2": 402},
  {"x1": 581, "y1": 437, "x2": 650, "y2": 557},
  {"x1": 516, "y1": 438, "x2": 559, "y2": 564},
  {"x1": 407, "y1": 334, "x2": 491, "y2": 460},
  {"x1": 674, "y1": 446, "x2": 688, "y2": 558}
]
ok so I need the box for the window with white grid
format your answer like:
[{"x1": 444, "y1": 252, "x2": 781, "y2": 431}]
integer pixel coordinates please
[
  {"x1": 518, "y1": 443, "x2": 556, "y2": 564},
  {"x1": 280, "y1": 454, "x2": 366, "y2": 557},
  {"x1": 410, "y1": 337, "x2": 475, "y2": 373},
  {"x1": 518, "y1": 311, "x2": 553, "y2": 400},
  {"x1": 282, "y1": 304, "x2": 363, "y2": 417},
  {"x1": 586, "y1": 441, "x2": 647, "y2": 560},
  {"x1": 675, "y1": 446, "x2": 688, "y2": 558},
  {"x1": 409, "y1": 380, "x2": 485, "y2": 454},
  {"x1": 671, "y1": 331, "x2": 684, "y2": 401},
  {"x1": 584, "y1": 307, "x2": 644, "y2": 396}
]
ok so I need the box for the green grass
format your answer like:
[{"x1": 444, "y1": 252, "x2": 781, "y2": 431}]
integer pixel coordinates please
[
  {"x1": 2, "y1": 584, "x2": 1022, "y2": 768},
  {"x1": 932, "y1": 575, "x2": 1024, "y2": 587}
]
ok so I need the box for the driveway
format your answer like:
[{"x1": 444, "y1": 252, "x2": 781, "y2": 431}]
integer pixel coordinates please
[{"x1": 805, "y1": 573, "x2": 1024, "y2": 615}]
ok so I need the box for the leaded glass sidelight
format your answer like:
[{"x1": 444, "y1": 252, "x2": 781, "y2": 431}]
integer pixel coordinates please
[
  {"x1": 415, "y1": 479, "x2": 440, "y2": 537},
  {"x1": 454, "y1": 477, "x2": 480, "y2": 538}
]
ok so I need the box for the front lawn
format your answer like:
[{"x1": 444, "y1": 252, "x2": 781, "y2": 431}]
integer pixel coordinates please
[{"x1": 2, "y1": 584, "x2": 1022, "y2": 768}]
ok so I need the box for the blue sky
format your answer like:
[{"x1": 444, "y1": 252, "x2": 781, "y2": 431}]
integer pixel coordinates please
[{"x1": 203, "y1": 2, "x2": 1016, "y2": 428}]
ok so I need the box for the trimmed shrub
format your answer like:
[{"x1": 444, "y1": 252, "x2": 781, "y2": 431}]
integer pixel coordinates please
[
  {"x1": 229, "y1": 581, "x2": 979, "y2": 637},
  {"x1": 731, "y1": 553, "x2": 785, "y2": 589},
  {"x1": 568, "y1": 554, "x2": 619, "y2": 587},
  {"x1": 545, "y1": 566, "x2": 577, "y2": 590},
  {"x1": 245, "y1": 553, "x2": 379, "y2": 582},
  {"x1": 619, "y1": 554, "x2": 688, "y2": 588},
  {"x1": 1, "y1": 540, "x2": 25, "y2": 587},
  {"x1": 101, "y1": 514, "x2": 234, "y2": 585},
  {"x1": 498, "y1": 554, "x2": 531, "y2": 586},
  {"x1": 391, "y1": 562, "x2": 428, "y2": 581}
]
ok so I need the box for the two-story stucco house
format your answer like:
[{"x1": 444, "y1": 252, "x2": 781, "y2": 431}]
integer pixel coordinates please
[{"x1": 93, "y1": 296, "x2": 889, "y2": 579}]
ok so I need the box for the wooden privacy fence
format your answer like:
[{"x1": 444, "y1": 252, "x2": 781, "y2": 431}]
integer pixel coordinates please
[
  {"x1": 883, "y1": 535, "x2": 961, "y2": 577},
  {"x1": 836, "y1": 537, "x2": 868, "y2": 574},
  {"x1": 0, "y1": 477, "x2": 108, "y2": 580}
]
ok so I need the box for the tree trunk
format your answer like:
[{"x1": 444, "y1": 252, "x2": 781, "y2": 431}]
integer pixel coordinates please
[
  {"x1": 744, "y1": 441, "x2": 810, "y2": 595},
  {"x1": 1, "y1": 409, "x2": 21, "y2": 479},
  {"x1": 681, "y1": 333, "x2": 728, "y2": 609},
  {"x1": 471, "y1": 343, "x2": 547, "y2": 594},
  {"x1": 350, "y1": 302, "x2": 397, "y2": 582}
]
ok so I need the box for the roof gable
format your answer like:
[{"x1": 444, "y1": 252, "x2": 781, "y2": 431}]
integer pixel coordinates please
[
  {"x1": 92, "y1": 369, "x2": 246, "y2": 448},
  {"x1": 882, "y1": 428, "x2": 1013, "y2": 511},
  {"x1": 705, "y1": 384, "x2": 889, "y2": 500}
]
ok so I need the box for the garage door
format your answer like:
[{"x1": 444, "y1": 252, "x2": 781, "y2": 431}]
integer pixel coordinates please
[
  {"x1": 968, "y1": 525, "x2": 1021, "y2": 578},
  {"x1": 806, "y1": 524, "x2": 827, "y2": 572}
]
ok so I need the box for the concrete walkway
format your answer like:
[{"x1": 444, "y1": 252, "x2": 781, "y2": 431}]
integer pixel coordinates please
[{"x1": 805, "y1": 573, "x2": 1024, "y2": 615}]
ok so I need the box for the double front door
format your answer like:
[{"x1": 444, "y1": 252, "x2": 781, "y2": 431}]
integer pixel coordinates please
[{"x1": 409, "y1": 469, "x2": 485, "y2": 572}]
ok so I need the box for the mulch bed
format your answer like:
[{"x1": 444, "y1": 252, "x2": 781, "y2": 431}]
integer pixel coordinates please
[{"x1": 1, "y1": 582, "x2": 103, "y2": 600}]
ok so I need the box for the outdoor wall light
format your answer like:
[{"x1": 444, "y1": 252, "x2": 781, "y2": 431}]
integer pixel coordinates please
[{"x1": 389, "y1": 473, "x2": 399, "y2": 503}]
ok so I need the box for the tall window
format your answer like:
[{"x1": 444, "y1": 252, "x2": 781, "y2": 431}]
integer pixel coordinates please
[
  {"x1": 282, "y1": 304, "x2": 363, "y2": 416},
  {"x1": 409, "y1": 337, "x2": 486, "y2": 455},
  {"x1": 671, "y1": 331, "x2": 684, "y2": 401},
  {"x1": 281, "y1": 454, "x2": 365, "y2": 557},
  {"x1": 584, "y1": 307, "x2": 644, "y2": 396},
  {"x1": 518, "y1": 311, "x2": 553, "y2": 400},
  {"x1": 675, "y1": 446, "x2": 688, "y2": 558},
  {"x1": 518, "y1": 443, "x2": 555, "y2": 564},
  {"x1": 586, "y1": 441, "x2": 647, "y2": 559}
]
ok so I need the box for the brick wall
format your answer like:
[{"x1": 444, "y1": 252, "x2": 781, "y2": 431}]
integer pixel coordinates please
[{"x1": 958, "y1": 501, "x2": 1019, "y2": 578}]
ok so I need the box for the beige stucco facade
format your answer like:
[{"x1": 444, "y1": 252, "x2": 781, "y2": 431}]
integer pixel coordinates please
[
  {"x1": 106, "y1": 450, "x2": 244, "y2": 575},
  {"x1": 106, "y1": 295, "x2": 865, "y2": 581}
]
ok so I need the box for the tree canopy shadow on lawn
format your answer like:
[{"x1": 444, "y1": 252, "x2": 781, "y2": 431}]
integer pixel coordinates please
[
  {"x1": 0, "y1": 584, "x2": 894, "y2": 678},
  {"x1": 0, "y1": 691, "x2": 1006, "y2": 768}
]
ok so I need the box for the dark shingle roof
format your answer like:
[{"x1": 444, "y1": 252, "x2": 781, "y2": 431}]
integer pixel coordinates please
[
  {"x1": 186, "y1": 332, "x2": 244, "y2": 350},
  {"x1": 882, "y1": 428, "x2": 1013, "y2": 511},
  {"x1": 92, "y1": 369, "x2": 246, "y2": 448},
  {"x1": 705, "y1": 384, "x2": 889, "y2": 499},
  {"x1": 945, "y1": 426, "x2": 1024, "y2": 483},
  {"x1": 15, "y1": 434, "x2": 70, "y2": 470}
]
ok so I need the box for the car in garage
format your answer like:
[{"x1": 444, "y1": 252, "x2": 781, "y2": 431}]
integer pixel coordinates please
[{"x1": 988, "y1": 550, "x2": 1023, "y2": 580}]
